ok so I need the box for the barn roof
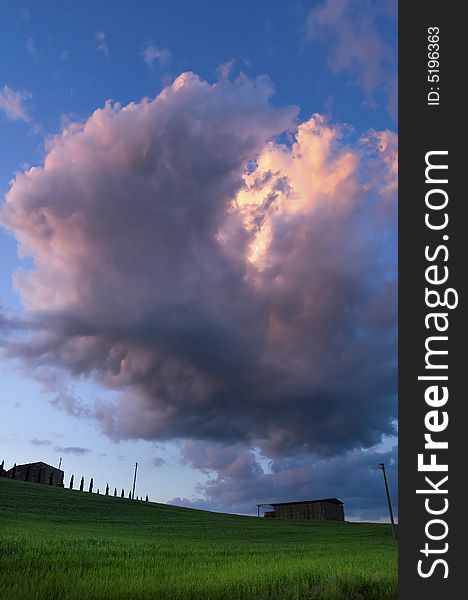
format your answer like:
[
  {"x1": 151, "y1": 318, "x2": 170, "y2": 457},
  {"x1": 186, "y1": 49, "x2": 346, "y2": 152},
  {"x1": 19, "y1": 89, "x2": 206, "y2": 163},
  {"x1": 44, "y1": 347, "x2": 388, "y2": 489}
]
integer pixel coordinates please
[{"x1": 258, "y1": 498, "x2": 344, "y2": 507}]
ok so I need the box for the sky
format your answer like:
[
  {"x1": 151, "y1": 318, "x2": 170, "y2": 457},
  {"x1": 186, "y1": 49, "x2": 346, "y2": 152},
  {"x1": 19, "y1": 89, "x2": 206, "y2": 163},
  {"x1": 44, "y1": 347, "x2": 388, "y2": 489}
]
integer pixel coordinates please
[{"x1": 0, "y1": 0, "x2": 397, "y2": 520}]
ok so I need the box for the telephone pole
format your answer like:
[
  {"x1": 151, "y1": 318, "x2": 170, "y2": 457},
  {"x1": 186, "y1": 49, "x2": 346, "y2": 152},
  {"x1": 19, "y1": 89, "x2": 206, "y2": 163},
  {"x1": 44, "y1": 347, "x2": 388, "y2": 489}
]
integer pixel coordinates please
[
  {"x1": 131, "y1": 462, "x2": 138, "y2": 500},
  {"x1": 379, "y1": 463, "x2": 396, "y2": 540}
]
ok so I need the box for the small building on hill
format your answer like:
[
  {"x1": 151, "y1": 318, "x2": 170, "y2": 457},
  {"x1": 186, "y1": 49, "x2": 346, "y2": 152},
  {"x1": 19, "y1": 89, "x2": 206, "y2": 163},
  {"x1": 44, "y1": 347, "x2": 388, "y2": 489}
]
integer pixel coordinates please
[
  {"x1": 5, "y1": 461, "x2": 64, "y2": 487},
  {"x1": 257, "y1": 498, "x2": 344, "y2": 521}
]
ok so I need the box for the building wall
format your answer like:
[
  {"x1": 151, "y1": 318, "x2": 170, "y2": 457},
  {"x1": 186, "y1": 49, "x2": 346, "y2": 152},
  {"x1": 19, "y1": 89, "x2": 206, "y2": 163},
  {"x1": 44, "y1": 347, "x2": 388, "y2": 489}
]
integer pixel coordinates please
[
  {"x1": 323, "y1": 502, "x2": 344, "y2": 521},
  {"x1": 269, "y1": 501, "x2": 344, "y2": 521},
  {"x1": 8, "y1": 463, "x2": 64, "y2": 486}
]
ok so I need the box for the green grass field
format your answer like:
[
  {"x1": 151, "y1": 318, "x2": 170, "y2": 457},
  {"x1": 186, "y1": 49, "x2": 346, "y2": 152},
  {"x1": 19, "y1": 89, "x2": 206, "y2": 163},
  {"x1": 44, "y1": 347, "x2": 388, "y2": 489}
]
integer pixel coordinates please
[{"x1": 0, "y1": 477, "x2": 397, "y2": 600}]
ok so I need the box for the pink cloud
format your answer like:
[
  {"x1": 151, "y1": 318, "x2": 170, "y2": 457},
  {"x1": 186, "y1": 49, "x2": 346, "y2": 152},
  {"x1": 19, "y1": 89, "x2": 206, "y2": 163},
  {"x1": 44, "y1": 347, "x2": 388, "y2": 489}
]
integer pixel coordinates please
[
  {"x1": 1, "y1": 72, "x2": 396, "y2": 460},
  {"x1": 142, "y1": 43, "x2": 171, "y2": 68},
  {"x1": 0, "y1": 85, "x2": 31, "y2": 122}
]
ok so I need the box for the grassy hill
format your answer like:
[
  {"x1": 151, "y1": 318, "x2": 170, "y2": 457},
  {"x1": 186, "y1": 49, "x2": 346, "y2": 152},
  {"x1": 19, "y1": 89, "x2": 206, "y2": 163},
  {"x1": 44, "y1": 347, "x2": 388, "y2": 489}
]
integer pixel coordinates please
[{"x1": 0, "y1": 477, "x2": 397, "y2": 599}]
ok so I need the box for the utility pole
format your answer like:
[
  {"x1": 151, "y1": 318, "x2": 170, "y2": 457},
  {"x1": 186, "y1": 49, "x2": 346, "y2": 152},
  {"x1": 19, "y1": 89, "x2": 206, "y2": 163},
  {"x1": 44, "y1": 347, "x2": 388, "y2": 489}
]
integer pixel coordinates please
[
  {"x1": 131, "y1": 462, "x2": 138, "y2": 500},
  {"x1": 58, "y1": 457, "x2": 62, "y2": 470},
  {"x1": 379, "y1": 463, "x2": 396, "y2": 540}
]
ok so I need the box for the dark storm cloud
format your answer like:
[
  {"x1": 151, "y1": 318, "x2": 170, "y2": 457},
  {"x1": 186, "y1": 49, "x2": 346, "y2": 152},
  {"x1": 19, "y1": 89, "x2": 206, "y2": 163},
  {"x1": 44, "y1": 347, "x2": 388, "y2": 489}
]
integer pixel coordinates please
[
  {"x1": 172, "y1": 440, "x2": 397, "y2": 521},
  {"x1": 0, "y1": 72, "x2": 397, "y2": 461},
  {"x1": 30, "y1": 438, "x2": 52, "y2": 446},
  {"x1": 54, "y1": 446, "x2": 91, "y2": 456}
]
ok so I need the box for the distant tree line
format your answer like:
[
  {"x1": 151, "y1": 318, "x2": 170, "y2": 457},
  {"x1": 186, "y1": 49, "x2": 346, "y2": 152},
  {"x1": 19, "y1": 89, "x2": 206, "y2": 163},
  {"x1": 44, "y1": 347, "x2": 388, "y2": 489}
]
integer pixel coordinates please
[{"x1": 67, "y1": 472, "x2": 149, "y2": 501}]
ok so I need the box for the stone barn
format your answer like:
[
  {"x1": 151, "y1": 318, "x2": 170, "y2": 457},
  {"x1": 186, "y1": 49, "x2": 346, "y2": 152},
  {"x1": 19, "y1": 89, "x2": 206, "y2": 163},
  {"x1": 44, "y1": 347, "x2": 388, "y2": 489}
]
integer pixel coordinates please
[
  {"x1": 257, "y1": 498, "x2": 344, "y2": 521},
  {"x1": 6, "y1": 461, "x2": 64, "y2": 487}
]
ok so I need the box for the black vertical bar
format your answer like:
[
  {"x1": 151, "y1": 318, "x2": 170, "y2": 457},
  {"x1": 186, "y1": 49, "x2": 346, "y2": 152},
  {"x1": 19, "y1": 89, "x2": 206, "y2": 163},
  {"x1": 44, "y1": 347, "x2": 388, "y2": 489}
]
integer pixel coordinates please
[{"x1": 400, "y1": 1, "x2": 463, "y2": 597}]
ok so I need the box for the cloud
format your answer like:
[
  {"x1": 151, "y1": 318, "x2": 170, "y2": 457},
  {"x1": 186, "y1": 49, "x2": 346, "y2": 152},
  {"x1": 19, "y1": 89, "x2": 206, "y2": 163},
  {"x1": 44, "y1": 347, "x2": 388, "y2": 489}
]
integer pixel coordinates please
[
  {"x1": 1, "y1": 72, "x2": 396, "y2": 469},
  {"x1": 32, "y1": 368, "x2": 93, "y2": 418},
  {"x1": 95, "y1": 32, "x2": 109, "y2": 57},
  {"x1": 305, "y1": 0, "x2": 397, "y2": 116},
  {"x1": 0, "y1": 85, "x2": 31, "y2": 122},
  {"x1": 55, "y1": 446, "x2": 91, "y2": 456},
  {"x1": 26, "y1": 37, "x2": 38, "y2": 62},
  {"x1": 142, "y1": 43, "x2": 171, "y2": 68},
  {"x1": 152, "y1": 457, "x2": 166, "y2": 467},
  {"x1": 217, "y1": 59, "x2": 235, "y2": 80},
  {"x1": 172, "y1": 440, "x2": 397, "y2": 520},
  {"x1": 30, "y1": 438, "x2": 52, "y2": 446}
]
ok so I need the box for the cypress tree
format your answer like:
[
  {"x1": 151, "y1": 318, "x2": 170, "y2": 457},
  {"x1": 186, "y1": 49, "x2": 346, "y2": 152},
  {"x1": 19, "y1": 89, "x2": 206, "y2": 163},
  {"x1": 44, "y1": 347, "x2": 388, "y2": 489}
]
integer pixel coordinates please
[
  {"x1": 79, "y1": 476, "x2": 84, "y2": 492},
  {"x1": 96, "y1": 489, "x2": 99, "y2": 495},
  {"x1": 69, "y1": 474, "x2": 74, "y2": 489},
  {"x1": 146, "y1": 495, "x2": 148, "y2": 502},
  {"x1": 11, "y1": 463, "x2": 16, "y2": 480},
  {"x1": 121, "y1": 488, "x2": 124, "y2": 498},
  {"x1": 114, "y1": 487, "x2": 117, "y2": 497},
  {"x1": 88, "y1": 478, "x2": 94, "y2": 493},
  {"x1": 0, "y1": 459, "x2": 4, "y2": 476},
  {"x1": 128, "y1": 490, "x2": 131, "y2": 499},
  {"x1": 105, "y1": 483, "x2": 109, "y2": 496}
]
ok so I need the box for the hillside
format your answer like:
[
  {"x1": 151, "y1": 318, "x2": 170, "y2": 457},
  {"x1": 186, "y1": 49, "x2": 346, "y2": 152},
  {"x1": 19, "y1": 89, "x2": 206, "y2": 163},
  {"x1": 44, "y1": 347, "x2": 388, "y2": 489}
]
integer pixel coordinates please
[{"x1": 0, "y1": 477, "x2": 397, "y2": 599}]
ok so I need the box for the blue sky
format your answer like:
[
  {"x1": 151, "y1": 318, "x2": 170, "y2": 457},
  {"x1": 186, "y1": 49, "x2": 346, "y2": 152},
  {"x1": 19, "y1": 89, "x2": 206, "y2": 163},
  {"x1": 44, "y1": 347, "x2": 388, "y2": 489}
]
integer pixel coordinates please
[{"x1": 1, "y1": 0, "x2": 397, "y2": 519}]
